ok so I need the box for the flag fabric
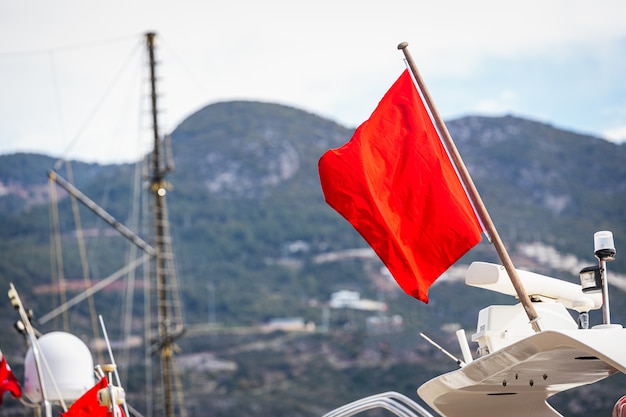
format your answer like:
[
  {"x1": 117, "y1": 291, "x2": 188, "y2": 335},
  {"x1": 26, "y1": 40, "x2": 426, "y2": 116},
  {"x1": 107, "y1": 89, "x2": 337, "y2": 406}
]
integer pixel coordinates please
[
  {"x1": 62, "y1": 377, "x2": 123, "y2": 417},
  {"x1": 318, "y1": 69, "x2": 482, "y2": 302},
  {"x1": 0, "y1": 354, "x2": 21, "y2": 405}
]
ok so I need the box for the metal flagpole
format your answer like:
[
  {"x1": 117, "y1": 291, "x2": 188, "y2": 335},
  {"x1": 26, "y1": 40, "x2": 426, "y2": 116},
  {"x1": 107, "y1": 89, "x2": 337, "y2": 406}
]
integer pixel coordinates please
[{"x1": 398, "y1": 42, "x2": 542, "y2": 332}]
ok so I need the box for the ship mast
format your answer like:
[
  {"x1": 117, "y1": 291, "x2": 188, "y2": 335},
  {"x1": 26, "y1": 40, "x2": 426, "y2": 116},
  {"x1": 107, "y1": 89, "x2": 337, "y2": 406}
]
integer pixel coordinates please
[{"x1": 145, "y1": 32, "x2": 187, "y2": 417}]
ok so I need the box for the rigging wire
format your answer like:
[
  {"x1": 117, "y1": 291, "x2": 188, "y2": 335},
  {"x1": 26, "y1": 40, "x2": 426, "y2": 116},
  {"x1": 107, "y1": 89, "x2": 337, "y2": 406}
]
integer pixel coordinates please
[
  {"x1": 159, "y1": 36, "x2": 213, "y2": 99},
  {"x1": 52, "y1": 36, "x2": 145, "y2": 169},
  {"x1": 64, "y1": 160, "x2": 104, "y2": 365},
  {"x1": 48, "y1": 176, "x2": 70, "y2": 331},
  {"x1": 43, "y1": 33, "x2": 146, "y2": 357},
  {"x1": 118, "y1": 78, "x2": 150, "y2": 383},
  {"x1": 0, "y1": 34, "x2": 141, "y2": 59},
  {"x1": 143, "y1": 180, "x2": 154, "y2": 417}
]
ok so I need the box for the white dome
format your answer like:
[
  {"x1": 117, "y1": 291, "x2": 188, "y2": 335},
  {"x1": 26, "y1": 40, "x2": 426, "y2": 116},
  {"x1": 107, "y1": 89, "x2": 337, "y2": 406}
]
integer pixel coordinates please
[{"x1": 24, "y1": 332, "x2": 95, "y2": 403}]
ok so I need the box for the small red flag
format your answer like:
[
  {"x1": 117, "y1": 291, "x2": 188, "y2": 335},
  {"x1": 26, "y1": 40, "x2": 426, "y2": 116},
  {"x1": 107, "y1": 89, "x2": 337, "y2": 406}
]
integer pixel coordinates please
[
  {"x1": 318, "y1": 69, "x2": 482, "y2": 302},
  {"x1": 62, "y1": 378, "x2": 123, "y2": 417},
  {"x1": 0, "y1": 355, "x2": 21, "y2": 404}
]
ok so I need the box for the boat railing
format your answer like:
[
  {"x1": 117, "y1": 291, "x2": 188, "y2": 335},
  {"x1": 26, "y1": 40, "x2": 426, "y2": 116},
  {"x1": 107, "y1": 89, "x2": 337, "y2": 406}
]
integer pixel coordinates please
[{"x1": 321, "y1": 391, "x2": 435, "y2": 417}]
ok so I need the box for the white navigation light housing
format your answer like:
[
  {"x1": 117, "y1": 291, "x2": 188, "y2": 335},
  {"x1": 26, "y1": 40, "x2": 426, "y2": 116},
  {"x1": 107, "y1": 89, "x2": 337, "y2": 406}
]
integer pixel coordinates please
[
  {"x1": 24, "y1": 332, "x2": 94, "y2": 403},
  {"x1": 594, "y1": 230, "x2": 616, "y2": 261},
  {"x1": 580, "y1": 265, "x2": 603, "y2": 293}
]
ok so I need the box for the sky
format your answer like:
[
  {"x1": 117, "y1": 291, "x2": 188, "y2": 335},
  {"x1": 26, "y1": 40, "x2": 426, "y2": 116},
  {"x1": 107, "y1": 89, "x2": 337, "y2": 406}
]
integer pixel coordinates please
[{"x1": 1, "y1": 0, "x2": 626, "y2": 164}]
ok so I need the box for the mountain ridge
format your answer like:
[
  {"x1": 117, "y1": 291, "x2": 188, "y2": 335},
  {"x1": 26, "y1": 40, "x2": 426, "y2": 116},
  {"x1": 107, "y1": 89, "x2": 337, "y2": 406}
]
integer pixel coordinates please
[{"x1": 0, "y1": 101, "x2": 624, "y2": 416}]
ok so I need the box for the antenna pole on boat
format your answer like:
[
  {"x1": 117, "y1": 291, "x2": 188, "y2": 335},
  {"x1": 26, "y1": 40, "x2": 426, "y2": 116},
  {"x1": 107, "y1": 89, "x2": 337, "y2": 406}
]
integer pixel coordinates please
[
  {"x1": 419, "y1": 332, "x2": 466, "y2": 368},
  {"x1": 398, "y1": 42, "x2": 542, "y2": 332},
  {"x1": 592, "y1": 230, "x2": 618, "y2": 326},
  {"x1": 8, "y1": 284, "x2": 55, "y2": 417}
]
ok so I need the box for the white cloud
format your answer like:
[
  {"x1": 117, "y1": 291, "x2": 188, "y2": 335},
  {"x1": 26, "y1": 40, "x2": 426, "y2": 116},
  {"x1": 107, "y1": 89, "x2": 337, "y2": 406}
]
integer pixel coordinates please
[
  {"x1": 473, "y1": 89, "x2": 520, "y2": 114},
  {"x1": 603, "y1": 126, "x2": 626, "y2": 144}
]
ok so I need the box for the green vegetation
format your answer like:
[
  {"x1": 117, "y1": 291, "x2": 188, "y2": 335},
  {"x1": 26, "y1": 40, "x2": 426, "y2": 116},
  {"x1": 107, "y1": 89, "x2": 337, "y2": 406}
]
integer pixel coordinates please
[{"x1": 0, "y1": 104, "x2": 625, "y2": 416}]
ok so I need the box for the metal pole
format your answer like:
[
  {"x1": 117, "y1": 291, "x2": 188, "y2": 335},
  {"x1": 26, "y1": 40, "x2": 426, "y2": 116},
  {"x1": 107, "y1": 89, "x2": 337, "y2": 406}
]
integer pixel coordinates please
[
  {"x1": 47, "y1": 170, "x2": 156, "y2": 257},
  {"x1": 146, "y1": 31, "x2": 173, "y2": 417},
  {"x1": 146, "y1": 31, "x2": 186, "y2": 417},
  {"x1": 600, "y1": 259, "x2": 611, "y2": 325}
]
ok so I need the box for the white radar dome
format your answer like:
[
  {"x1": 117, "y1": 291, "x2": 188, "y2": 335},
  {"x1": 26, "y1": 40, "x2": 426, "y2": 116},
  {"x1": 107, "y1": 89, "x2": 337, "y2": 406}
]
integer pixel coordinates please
[{"x1": 24, "y1": 331, "x2": 95, "y2": 403}]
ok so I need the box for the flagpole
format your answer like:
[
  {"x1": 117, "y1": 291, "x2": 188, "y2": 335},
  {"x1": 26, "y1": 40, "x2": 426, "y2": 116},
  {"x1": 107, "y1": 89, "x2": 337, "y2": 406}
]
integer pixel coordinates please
[{"x1": 397, "y1": 42, "x2": 542, "y2": 333}]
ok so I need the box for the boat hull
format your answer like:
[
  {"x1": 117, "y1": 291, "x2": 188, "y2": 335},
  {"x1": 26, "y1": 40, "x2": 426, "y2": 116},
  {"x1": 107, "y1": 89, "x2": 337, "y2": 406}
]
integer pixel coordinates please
[{"x1": 418, "y1": 327, "x2": 626, "y2": 417}]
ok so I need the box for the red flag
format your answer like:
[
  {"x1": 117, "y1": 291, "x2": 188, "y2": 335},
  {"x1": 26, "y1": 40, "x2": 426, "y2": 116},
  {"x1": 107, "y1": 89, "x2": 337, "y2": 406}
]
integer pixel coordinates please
[
  {"x1": 62, "y1": 377, "x2": 123, "y2": 417},
  {"x1": 0, "y1": 355, "x2": 21, "y2": 404},
  {"x1": 318, "y1": 69, "x2": 482, "y2": 302}
]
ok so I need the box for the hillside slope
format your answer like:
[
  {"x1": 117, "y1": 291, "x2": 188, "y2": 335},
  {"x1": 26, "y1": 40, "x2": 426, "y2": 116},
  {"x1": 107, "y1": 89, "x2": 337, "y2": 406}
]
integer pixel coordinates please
[{"x1": 0, "y1": 101, "x2": 625, "y2": 416}]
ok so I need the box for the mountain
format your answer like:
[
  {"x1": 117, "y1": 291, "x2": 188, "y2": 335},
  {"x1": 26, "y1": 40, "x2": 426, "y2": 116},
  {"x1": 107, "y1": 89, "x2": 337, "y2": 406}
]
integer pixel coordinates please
[
  {"x1": 446, "y1": 115, "x2": 626, "y2": 261},
  {"x1": 0, "y1": 101, "x2": 625, "y2": 416}
]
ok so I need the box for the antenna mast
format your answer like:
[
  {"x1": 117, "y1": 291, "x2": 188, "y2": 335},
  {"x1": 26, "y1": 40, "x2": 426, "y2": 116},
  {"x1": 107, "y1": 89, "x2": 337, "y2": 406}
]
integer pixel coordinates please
[{"x1": 145, "y1": 32, "x2": 187, "y2": 417}]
